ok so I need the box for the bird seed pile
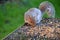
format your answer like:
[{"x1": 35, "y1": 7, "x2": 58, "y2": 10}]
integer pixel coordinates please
[{"x1": 4, "y1": 18, "x2": 60, "y2": 40}]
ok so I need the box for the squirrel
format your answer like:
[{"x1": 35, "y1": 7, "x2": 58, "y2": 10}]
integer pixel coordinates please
[
  {"x1": 39, "y1": 1, "x2": 55, "y2": 18},
  {"x1": 24, "y1": 8, "x2": 42, "y2": 27},
  {"x1": 24, "y1": 1, "x2": 55, "y2": 27}
]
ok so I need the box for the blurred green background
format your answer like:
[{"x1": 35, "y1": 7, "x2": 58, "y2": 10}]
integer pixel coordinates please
[{"x1": 0, "y1": 0, "x2": 60, "y2": 40}]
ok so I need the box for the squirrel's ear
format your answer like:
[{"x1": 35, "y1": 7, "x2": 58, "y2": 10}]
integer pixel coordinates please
[{"x1": 39, "y1": 1, "x2": 55, "y2": 18}]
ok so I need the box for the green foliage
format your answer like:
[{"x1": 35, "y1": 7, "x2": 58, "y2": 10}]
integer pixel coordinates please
[{"x1": 43, "y1": 13, "x2": 49, "y2": 18}]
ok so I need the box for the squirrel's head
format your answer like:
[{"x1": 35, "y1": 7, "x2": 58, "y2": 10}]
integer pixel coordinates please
[
  {"x1": 39, "y1": 1, "x2": 55, "y2": 18},
  {"x1": 24, "y1": 15, "x2": 36, "y2": 27}
]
